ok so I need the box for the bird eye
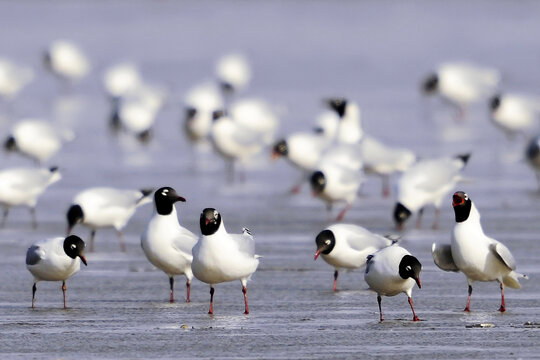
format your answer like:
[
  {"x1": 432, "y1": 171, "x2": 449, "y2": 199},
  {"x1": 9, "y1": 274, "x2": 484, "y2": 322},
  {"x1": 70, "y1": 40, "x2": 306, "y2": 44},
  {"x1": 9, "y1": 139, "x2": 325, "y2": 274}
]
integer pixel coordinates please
[
  {"x1": 464, "y1": 194, "x2": 468, "y2": 200},
  {"x1": 214, "y1": 211, "x2": 218, "y2": 219},
  {"x1": 325, "y1": 240, "x2": 331, "y2": 245},
  {"x1": 161, "y1": 189, "x2": 169, "y2": 196},
  {"x1": 70, "y1": 244, "x2": 76, "y2": 250},
  {"x1": 406, "y1": 266, "x2": 411, "y2": 271}
]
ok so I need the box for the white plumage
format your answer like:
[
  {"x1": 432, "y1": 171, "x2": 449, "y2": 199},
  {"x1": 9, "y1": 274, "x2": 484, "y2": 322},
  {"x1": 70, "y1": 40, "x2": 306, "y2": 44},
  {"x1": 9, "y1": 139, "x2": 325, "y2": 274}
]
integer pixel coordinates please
[
  {"x1": 215, "y1": 53, "x2": 251, "y2": 93},
  {"x1": 489, "y1": 93, "x2": 540, "y2": 137},
  {"x1": 0, "y1": 58, "x2": 34, "y2": 100},
  {"x1": 0, "y1": 166, "x2": 61, "y2": 228},
  {"x1": 44, "y1": 40, "x2": 90, "y2": 81}
]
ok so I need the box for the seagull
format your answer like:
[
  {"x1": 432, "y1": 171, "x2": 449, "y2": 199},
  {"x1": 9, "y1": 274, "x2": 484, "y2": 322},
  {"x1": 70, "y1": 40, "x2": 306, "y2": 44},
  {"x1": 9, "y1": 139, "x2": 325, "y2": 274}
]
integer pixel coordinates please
[
  {"x1": 272, "y1": 131, "x2": 333, "y2": 193},
  {"x1": 393, "y1": 153, "x2": 470, "y2": 230},
  {"x1": 360, "y1": 135, "x2": 416, "y2": 197},
  {"x1": 0, "y1": 166, "x2": 61, "y2": 228},
  {"x1": 0, "y1": 58, "x2": 34, "y2": 101},
  {"x1": 26, "y1": 235, "x2": 87, "y2": 309},
  {"x1": 215, "y1": 53, "x2": 251, "y2": 96},
  {"x1": 432, "y1": 191, "x2": 527, "y2": 312},
  {"x1": 525, "y1": 135, "x2": 540, "y2": 189},
  {"x1": 4, "y1": 119, "x2": 74, "y2": 164},
  {"x1": 489, "y1": 93, "x2": 540, "y2": 138},
  {"x1": 421, "y1": 62, "x2": 500, "y2": 120},
  {"x1": 310, "y1": 143, "x2": 365, "y2": 221},
  {"x1": 192, "y1": 208, "x2": 260, "y2": 315},
  {"x1": 229, "y1": 98, "x2": 279, "y2": 145},
  {"x1": 66, "y1": 187, "x2": 153, "y2": 252},
  {"x1": 183, "y1": 81, "x2": 224, "y2": 146},
  {"x1": 43, "y1": 40, "x2": 90, "y2": 83},
  {"x1": 141, "y1": 187, "x2": 197, "y2": 303},
  {"x1": 364, "y1": 244, "x2": 422, "y2": 322},
  {"x1": 314, "y1": 224, "x2": 394, "y2": 291},
  {"x1": 210, "y1": 110, "x2": 266, "y2": 182},
  {"x1": 324, "y1": 98, "x2": 363, "y2": 144}
]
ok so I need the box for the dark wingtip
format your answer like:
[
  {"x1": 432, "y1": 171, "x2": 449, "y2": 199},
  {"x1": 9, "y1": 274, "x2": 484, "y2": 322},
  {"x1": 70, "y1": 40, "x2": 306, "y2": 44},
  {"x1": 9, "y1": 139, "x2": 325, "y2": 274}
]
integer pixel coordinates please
[
  {"x1": 456, "y1": 153, "x2": 471, "y2": 165},
  {"x1": 140, "y1": 188, "x2": 153, "y2": 197}
]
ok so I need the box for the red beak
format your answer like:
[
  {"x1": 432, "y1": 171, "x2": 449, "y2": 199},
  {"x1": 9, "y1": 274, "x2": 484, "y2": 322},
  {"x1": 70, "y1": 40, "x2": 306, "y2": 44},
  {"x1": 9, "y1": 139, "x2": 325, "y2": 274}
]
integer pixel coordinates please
[
  {"x1": 80, "y1": 255, "x2": 88, "y2": 266},
  {"x1": 205, "y1": 219, "x2": 210, "y2": 225},
  {"x1": 314, "y1": 249, "x2": 322, "y2": 260},
  {"x1": 415, "y1": 277, "x2": 422, "y2": 289}
]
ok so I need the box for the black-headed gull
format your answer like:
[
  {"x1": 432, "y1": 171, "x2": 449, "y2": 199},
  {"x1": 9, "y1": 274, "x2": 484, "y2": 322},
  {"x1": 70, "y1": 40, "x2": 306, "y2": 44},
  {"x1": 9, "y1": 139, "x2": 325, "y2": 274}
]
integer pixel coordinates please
[
  {"x1": 43, "y1": 40, "x2": 90, "y2": 83},
  {"x1": 393, "y1": 153, "x2": 470, "y2": 230},
  {"x1": 0, "y1": 166, "x2": 61, "y2": 228},
  {"x1": 314, "y1": 224, "x2": 394, "y2": 291},
  {"x1": 4, "y1": 119, "x2": 74, "y2": 164},
  {"x1": 183, "y1": 81, "x2": 224, "y2": 146},
  {"x1": 66, "y1": 187, "x2": 153, "y2": 252},
  {"x1": 215, "y1": 53, "x2": 251, "y2": 95},
  {"x1": 432, "y1": 191, "x2": 527, "y2": 312},
  {"x1": 310, "y1": 144, "x2": 364, "y2": 221},
  {"x1": 210, "y1": 110, "x2": 266, "y2": 182},
  {"x1": 229, "y1": 98, "x2": 279, "y2": 145},
  {"x1": 364, "y1": 244, "x2": 422, "y2": 322},
  {"x1": 324, "y1": 98, "x2": 363, "y2": 144},
  {"x1": 26, "y1": 235, "x2": 87, "y2": 309},
  {"x1": 141, "y1": 187, "x2": 198, "y2": 303},
  {"x1": 489, "y1": 93, "x2": 540, "y2": 137},
  {"x1": 422, "y1": 62, "x2": 500, "y2": 120},
  {"x1": 0, "y1": 58, "x2": 33, "y2": 101},
  {"x1": 526, "y1": 135, "x2": 540, "y2": 189},
  {"x1": 192, "y1": 208, "x2": 260, "y2": 314}
]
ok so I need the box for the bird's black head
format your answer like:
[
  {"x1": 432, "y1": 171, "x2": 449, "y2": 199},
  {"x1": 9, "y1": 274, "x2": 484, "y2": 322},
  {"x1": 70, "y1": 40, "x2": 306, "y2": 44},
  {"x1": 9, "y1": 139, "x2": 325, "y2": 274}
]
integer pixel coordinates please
[
  {"x1": 200, "y1": 208, "x2": 222, "y2": 236},
  {"x1": 63, "y1": 235, "x2": 87, "y2": 266},
  {"x1": 393, "y1": 202, "x2": 411, "y2": 229},
  {"x1": 489, "y1": 94, "x2": 501, "y2": 111},
  {"x1": 326, "y1": 97, "x2": 347, "y2": 118},
  {"x1": 212, "y1": 110, "x2": 226, "y2": 122},
  {"x1": 185, "y1": 107, "x2": 197, "y2": 122},
  {"x1": 66, "y1": 204, "x2": 84, "y2": 234},
  {"x1": 272, "y1": 139, "x2": 288, "y2": 158},
  {"x1": 399, "y1": 254, "x2": 422, "y2": 288},
  {"x1": 314, "y1": 229, "x2": 336, "y2": 260},
  {"x1": 526, "y1": 136, "x2": 540, "y2": 162},
  {"x1": 154, "y1": 187, "x2": 186, "y2": 215},
  {"x1": 4, "y1": 136, "x2": 16, "y2": 152},
  {"x1": 452, "y1": 191, "x2": 472, "y2": 223},
  {"x1": 310, "y1": 171, "x2": 326, "y2": 195},
  {"x1": 422, "y1": 73, "x2": 439, "y2": 94}
]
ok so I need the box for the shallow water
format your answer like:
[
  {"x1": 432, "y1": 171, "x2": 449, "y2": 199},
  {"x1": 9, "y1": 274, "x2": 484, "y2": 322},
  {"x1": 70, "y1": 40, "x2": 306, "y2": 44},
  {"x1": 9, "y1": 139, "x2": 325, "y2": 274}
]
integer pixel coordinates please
[{"x1": 0, "y1": 1, "x2": 539, "y2": 359}]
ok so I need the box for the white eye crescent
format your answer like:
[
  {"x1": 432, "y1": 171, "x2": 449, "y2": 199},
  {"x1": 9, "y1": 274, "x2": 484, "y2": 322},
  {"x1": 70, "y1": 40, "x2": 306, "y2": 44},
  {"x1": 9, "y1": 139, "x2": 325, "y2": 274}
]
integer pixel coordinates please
[
  {"x1": 161, "y1": 189, "x2": 169, "y2": 196},
  {"x1": 70, "y1": 244, "x2": 76, "y2": 250},
  {"x1": 406, "y1": 266, "x2": 412, "y2": 271},
  {"x1": 325, "y1": 240, "x2": 331, "y2": 245}
]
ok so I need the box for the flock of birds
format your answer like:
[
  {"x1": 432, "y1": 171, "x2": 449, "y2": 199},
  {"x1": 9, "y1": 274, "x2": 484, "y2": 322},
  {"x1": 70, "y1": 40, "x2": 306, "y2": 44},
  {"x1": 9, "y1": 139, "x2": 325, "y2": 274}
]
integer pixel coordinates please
[{"x1": 0, "y1": 39, "x2": 537, "y2": 321}]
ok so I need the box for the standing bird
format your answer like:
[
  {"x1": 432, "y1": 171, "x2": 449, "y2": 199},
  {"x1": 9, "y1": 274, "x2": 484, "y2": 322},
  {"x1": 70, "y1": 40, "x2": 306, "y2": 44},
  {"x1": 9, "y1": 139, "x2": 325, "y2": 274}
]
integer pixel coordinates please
[
  {"x1": 0, "y1": 58, "x2": 34, "y2": 102},
  {"x1": 43, "y1": 40, "x2": 90, "y2": 83},
  {"x1": 66, "y1": 187, "x2": 153, "y2": 252},
  {"x1": 141, "y1": 187, "x2": 197, "y2": 303},
  {"x1": 324, "y1": 97, "x2": 363, "y2": 144},
  {"x1": 310, "y1": 144, "x2": 365, "y2": 221},
  {"x1": 215, "y1": 53, "x2": 251, "y2": 96},
  {"x1": 364, "y1": 245, "x2": 422, "y2": 322},
  {"x1": 489, "y1": 93, "x2": 540, "y2": 138},
  {"x1": 4, "y1": 119, "x2": 74, "y2": 164},
  {"x1": 26, "y1": 235, "x2": 87, "y2": 309},
  {"x1": 393, "y1": 153, "x2": 470, "y2": 230},
  {"x1": 0, "y1": 166, "x2": 61, "y2": 228},
  {"x1": 422, "y1": 62, "x2": 500, "y2": 120},
  {"x1": 432, "y1": 191, "x2": 527, "y2": 312},
  {"x1": 314, "y1": 224, "x2": 394, "y2": 291},
  {"x1": 192, "y1": 208, "x2": 259, "y2": 315}
]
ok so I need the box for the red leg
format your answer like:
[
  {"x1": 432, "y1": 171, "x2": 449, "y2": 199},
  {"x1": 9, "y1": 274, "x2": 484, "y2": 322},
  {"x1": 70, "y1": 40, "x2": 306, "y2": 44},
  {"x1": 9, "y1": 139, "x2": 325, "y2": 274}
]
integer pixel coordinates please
[
  {"x1": 382, "y1": 175, "x2": 390, "y2": 198},
  {"x1": 333, "y1": 270, "x2": 339, "y2": 292},
  {"x1": 336, "y1": 204, "x2": 351, "y2": 221},
  {"x1": 169, "y1": 277, "x2": 174, "y2": 303},
  {"x1": 408, "y1": 296, "x2": 419, "y2": 321},
  {"x1": 62, "y1": 281, "x2": 67, "y2": 309},
  {"x1": 499, "y1": 283, "x2": 506, "y2": 312},
  {"x1": 186, "y1": 279, "x2": 191, "y2": 303},
  {"x1": 242, "y1": 286, "x2": 249, "y2": 315},
  {"x1": 377, "y1": 295, "x2": 384, "y2": 322},
  {"x1": 118, "y1": 231, "x2": 126, "y2": 252},
  {"x1": 464, "y1": 285, "x2": 472, "y2": 312},
  {"x1": 208, "y1": 286, "x2": 214, "y2": 315}
]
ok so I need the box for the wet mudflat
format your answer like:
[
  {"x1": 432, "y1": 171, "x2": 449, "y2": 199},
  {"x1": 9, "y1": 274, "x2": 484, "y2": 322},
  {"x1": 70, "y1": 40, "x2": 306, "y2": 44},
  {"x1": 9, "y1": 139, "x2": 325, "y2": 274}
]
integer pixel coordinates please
[{"x1": 0, "y1": 1, "x2": 539, "y2": 359}]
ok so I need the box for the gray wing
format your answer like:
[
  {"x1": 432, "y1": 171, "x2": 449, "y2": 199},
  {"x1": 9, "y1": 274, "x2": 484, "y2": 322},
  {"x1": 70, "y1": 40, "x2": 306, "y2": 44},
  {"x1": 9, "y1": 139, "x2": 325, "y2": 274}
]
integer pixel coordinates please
[
  {"x1": 432, "y1": 243, "x2": 460, "y2": 272},
  {"x1": 26, "y1": 245, "x2": 42, "y2": 265},
  {"x1": 490, "y1": 242, "x2": 516, "y2": 271},
  {"x1": 231, "y1": 229, "x2": 256, "y2": 258}
]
